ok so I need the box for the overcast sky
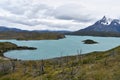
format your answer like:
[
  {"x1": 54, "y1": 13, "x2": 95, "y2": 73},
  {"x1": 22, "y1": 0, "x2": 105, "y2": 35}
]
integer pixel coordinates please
[{"x1": 0, "y1": 0, "x2": 120, "y2": 31}]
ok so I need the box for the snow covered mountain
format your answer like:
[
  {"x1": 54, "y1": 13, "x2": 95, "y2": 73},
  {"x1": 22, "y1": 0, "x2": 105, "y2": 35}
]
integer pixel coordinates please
[
  {"x1": 80, "y1": 16, "x2": 120, "y2": 32},
  {"x1": 97, "y1": 16, "x2": 112, "y2": 25},
  {"x1": 71, "y1": 16, "x2": 120, "y2": 37}
]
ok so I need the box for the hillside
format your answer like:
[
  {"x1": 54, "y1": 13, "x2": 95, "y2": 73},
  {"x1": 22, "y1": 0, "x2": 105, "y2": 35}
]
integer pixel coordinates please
[
  {"x1": 0, "y1": 31, "x2": 65, "y2": 40},
  {"x1": 0, "y1": 26, "x2": 65, "y2": 40},
  {"x1": 0, "y1": 45, "x2": 120, "y2": 80}
]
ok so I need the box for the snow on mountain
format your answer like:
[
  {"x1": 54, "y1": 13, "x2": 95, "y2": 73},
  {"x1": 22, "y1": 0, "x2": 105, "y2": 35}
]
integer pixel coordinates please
[
  {"x1": 75, "y1": 16, "x2": 120, "y2": 33},
  {"x1": 98, "y1": 16, "x2": 113, "y2": 25}
]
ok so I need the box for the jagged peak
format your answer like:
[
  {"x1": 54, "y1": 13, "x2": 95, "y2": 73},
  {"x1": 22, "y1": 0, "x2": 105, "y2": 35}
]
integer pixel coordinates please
[
  {"x1": 101, "y1": 16, "x2": 107, "y2": 20},
  {"x1": 97, "y1": 16, "x2": 113, "y2": 25},
  {"x1": 110, "y1": 19, "x2": 120, "y2": 25},
  {"x1": 101, "y1": 16, "x2": 112, "y2": 21}
]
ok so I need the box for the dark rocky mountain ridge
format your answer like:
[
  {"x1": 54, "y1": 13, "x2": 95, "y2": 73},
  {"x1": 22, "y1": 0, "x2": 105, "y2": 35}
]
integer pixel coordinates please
[{"x1": 71, "y1": 16, "x2": 120, "y2": 37}]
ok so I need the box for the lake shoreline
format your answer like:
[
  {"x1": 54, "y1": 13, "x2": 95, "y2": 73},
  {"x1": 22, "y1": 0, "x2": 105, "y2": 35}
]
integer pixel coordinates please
[
  {"x1": 0, "y1": 42, "x2": 37, "y2": 60},
  {"x1": 3, "y1": 35, "x2": 120, "y2": 60},
  {"x1": 1, "y1": 44, "x2": 120, "y2": 80},
  {"x1": 3, "y1": 45, "x2": 119, "y2": 61}
]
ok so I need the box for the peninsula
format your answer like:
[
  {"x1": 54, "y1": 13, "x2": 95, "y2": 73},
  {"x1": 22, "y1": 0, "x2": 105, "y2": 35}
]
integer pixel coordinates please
[{"x1": 0, "y1": 42, "x2": 36, "y2": 60}]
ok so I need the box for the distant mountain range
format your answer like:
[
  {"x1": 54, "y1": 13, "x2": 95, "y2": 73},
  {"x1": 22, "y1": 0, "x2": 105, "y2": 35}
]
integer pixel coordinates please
[
  {"x1": 0, "y1": 26, "x2": 66, "y2": 40},
  {"x1": 0, "y1": 26, "x2": 71, "y2": 34},
  {"x1": 1, "y1": 15, "x2": 120, "y2": 37},
  {"x1": 0, "y1": 26, "x2": 25, "y2": 32},
  {"x1": 33, "y1": 30, "x2": 72, "y2": 34},
  {"x1": 71, "y1": 16, "x2": 120, "y2": 37}
]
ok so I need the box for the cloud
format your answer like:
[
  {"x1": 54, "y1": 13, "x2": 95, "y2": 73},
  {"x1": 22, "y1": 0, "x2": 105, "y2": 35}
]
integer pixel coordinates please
[
  {"x1": 48, "y1": 3, "x2": 95, "y2": 22},
  {"x1": 0, "y1": 0, "x2": 106, "y2": 31},
  {"x1": 24, "y1": 3, "x2": 53, "y2": 19},
  {"x1": 0, "y1": 0, "x2": 28, "y2": 15}
]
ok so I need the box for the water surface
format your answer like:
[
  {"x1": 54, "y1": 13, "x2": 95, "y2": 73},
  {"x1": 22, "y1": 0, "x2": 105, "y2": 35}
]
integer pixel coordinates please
[{"x1": 2, "y1": 35, "x2": 120, "y2": 60}]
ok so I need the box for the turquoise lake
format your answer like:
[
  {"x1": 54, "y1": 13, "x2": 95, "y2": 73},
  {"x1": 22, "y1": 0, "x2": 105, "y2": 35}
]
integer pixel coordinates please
[{"x1": 2, "y1": 35, "x2": 120, "y2": 60}]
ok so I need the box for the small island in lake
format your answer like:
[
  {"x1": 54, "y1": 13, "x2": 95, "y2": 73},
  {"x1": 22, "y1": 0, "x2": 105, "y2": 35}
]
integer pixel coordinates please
[{"x1": 82, "y1": 39, "x2": 98, "y2": 44}]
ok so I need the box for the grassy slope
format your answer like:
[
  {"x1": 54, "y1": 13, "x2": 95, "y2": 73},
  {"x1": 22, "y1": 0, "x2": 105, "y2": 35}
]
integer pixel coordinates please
[
  {"x1": 1, "y1": 46, "x2": 120, "y2": 80},
  {"x1": 0, "y1": 42, "x2": 17, "y2": 57},
  {"x1": 0, "y1": 31, "x2": 65, "y2": 40}
]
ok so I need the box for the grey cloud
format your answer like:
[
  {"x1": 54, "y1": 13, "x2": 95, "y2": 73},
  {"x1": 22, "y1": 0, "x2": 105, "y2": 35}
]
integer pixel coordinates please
[
  {"x1": 0, "y1": 15, "x2": 40, "y2": 26},
  {"x1": 24, "y1": 4, "x2": 52, "y2": 19},
  {"x1": 0, "y1": 0, "x2": 51, "y2": 17},
  {"x1": 55, "y1": 15, "x2": 93, "y2": 22},
  {"x1": 49, "y1": 4, "x2": 95, "y2": 22},
  {"x1": 0, "y1": 15, "x2": 78, "y2": 30},
  {"x1": 0, "y1": 0, "x2": 28, "y2": 15},
  {"x1": 0, "y1": 0, "x2": 96, "y2": 31},
  {"x1": 0, "y1": 0, "x2": 95, "y2": 23}
]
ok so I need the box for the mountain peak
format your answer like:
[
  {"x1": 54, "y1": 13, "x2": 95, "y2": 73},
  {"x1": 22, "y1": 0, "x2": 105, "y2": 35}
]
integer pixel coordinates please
[
  {"x1": 96, "y1": 16, "x2": 112, "y2": 25},
  {"x1": 102, "y1": 16, "x2": 107, "y2": 20},
  {"x1": 77, "y1": 16, "x2": 120, "y2": 33}
]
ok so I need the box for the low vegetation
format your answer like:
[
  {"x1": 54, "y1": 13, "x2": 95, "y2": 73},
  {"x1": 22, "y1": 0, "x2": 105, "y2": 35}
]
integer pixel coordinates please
[
  {"x1": 0, "y1": 42, "x2": 120, "y2": 80},
  {"x1": 82, "y1": 39, "x2": 98, "y2": 44},
  {"x1": 0, "y1": 31, "x2": 65, "y2": 40}
]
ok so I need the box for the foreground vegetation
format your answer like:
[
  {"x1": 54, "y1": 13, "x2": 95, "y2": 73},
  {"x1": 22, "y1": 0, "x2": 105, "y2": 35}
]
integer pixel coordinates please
[{"x1": 1, "y1": 43, "x2": 120, "y2": 80}]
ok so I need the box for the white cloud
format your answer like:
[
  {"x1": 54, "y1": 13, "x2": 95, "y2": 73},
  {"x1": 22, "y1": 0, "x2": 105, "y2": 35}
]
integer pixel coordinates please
[{"x1": 0, "y1": 0, "x2": 119, "y2": 31}]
